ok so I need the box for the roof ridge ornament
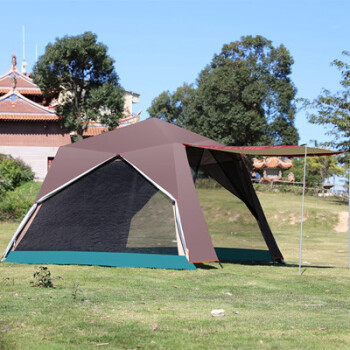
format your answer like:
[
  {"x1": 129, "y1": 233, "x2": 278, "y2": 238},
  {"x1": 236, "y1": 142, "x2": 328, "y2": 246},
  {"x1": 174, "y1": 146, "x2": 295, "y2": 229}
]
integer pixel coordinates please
[
  {"x1": 10, "y1": 72, "x2": 17, "y2": 90},
  {"x1": 12, "y1": 53, "x2": 17, "y2": 70}
]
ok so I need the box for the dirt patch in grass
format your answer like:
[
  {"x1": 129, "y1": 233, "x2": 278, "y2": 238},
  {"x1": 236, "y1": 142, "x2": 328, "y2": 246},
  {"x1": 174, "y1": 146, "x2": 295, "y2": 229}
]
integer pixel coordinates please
[{"x1": 335, "y1": 212, "x2": 348, "y2": 232}]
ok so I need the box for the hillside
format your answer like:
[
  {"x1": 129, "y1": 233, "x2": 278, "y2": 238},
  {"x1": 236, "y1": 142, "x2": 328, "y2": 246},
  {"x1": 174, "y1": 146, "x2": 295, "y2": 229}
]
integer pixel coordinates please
[{"x1": 196, "y1": 188, "x2": 348, "y2": 267}]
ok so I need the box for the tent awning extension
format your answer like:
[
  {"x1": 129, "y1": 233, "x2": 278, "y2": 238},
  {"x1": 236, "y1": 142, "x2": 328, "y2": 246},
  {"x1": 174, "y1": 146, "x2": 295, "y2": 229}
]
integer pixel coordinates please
[
  {"x1": 185, "y1": 143, "x2": 345, "y2": 275},
  {"x1": 185, "y1": 144, "x2": 343, "y2": 157}
]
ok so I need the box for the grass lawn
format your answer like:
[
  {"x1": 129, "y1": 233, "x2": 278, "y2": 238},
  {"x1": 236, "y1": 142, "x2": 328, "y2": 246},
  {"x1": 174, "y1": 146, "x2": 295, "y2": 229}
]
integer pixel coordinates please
[{"x1": 1, "y1": 189, "x2": 350, "y2": 349}]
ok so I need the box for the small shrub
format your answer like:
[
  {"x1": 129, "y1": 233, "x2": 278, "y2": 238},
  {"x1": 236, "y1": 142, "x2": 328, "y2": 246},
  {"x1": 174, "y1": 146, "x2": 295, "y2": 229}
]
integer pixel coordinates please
[
  {"x1": 0, "y1": 182, "x2": 41, "y2": 221},
  {"x1": 0, "y1": 155, "x2": 34, "y2": 195},
  {"x1": 31, "y1": 266, "x2": 55, "y2": 288}
]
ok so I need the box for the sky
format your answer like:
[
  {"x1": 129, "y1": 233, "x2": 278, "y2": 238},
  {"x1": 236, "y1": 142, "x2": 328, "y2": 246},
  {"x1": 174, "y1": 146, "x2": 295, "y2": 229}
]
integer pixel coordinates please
[{"x1": 1, "y1": 0, "x2": 349, "y2": 146}]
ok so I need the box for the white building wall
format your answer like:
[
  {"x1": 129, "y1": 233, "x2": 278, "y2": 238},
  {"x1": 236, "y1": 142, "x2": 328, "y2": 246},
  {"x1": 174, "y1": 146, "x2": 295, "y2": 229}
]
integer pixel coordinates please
[
  {"x1": 0, "y1": 146, "x2": 59, "y2": 181},
  {"x1": 123, "y1": 91, "x2": 140, "y2": 115}
]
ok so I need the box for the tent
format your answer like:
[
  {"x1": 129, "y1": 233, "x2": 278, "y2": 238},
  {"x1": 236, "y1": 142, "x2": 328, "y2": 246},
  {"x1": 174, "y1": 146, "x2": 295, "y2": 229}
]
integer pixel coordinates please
[{"x1": 2, "y1": 118, "x2": 283, "y2": 270}]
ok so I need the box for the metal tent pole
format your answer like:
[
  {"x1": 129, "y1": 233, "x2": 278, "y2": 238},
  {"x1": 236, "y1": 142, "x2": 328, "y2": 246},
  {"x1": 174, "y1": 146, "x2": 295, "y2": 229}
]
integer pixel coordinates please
[
  {"x1": 348, "y1": 156, "x2": 350, "y2": 269},
  {"x1": 299, "y1": 146, "x2": 307, "y2": 275}
]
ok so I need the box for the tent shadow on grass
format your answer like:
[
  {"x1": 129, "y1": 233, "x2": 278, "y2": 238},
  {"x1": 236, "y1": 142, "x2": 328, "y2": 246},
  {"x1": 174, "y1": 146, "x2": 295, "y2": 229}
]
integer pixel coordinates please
[
  {"x1": 282, "y1": 263, "x2": 334, "y2": 269},
  {"x1": 195, "y1": 261, "x2": 335, "y2": 270}
]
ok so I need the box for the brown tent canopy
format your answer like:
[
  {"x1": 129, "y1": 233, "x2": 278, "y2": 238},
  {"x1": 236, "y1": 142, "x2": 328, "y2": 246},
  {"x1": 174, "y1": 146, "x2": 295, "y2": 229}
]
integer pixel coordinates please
[
  {"x1": 185, "y1": 144, "x2": 343, "y2": 157},
  {"x1": 3, "y1": 118, "x2": 284, "y2": 269}
]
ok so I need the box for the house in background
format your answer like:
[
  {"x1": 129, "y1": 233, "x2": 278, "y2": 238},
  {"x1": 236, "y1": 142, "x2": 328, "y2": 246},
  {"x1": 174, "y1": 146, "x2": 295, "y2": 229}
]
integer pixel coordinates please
[
  {"x1": 0, "y1": 54, "x2": 71, "y2": 180},
  {"x1": 0, "y1": 54, "x2": 141, "y2": 180},
  {"x1": 253, "y1": 157, "x2": 294, "y2": 183}
]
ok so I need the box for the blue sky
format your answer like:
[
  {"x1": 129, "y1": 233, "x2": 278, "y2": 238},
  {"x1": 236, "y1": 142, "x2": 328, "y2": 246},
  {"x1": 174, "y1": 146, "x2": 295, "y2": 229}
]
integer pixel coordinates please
[{"x1": 1, "y1": 0, "x2": 348, "y2": 146}]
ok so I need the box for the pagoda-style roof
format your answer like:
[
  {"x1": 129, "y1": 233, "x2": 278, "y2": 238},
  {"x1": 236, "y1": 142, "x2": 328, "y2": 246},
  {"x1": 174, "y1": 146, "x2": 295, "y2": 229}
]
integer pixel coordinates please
[
  {"x1": 82, "y1": 121, "x2": 108, "y2": 137},
  {"x1": 0, "y1": 55, "x2": 42, "y2": 96},
  {"x1": 0, "y1": 89, "x2": 60, "y2": 121},
  {"x1": 253, "y1": 157, "x2": 293, "y2": 170}
]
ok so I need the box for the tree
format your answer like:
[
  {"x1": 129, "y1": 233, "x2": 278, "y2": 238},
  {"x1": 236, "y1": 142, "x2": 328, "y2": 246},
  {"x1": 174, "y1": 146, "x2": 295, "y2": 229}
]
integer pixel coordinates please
[
  {"x1": 293, "y1": 155, "x2": 344, "y2": 186},
  {"x1": 147, "y1": 83, "x2": 196, "y2": 128},
  {"x1": 306, "y1": 51, "x2": 350, "y2": 151},
  {"x1": 33, "y1": 32, "x2": 124, "y2": 138},
  {"x1": 148, "y1": 35, "x2": 299, "y2": 146}
]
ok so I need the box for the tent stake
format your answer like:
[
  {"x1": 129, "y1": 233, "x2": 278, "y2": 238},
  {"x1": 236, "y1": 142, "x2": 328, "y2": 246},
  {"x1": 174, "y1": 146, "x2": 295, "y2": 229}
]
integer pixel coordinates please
[{"x1": 299, "y1": 146, "x2": 307, "y2": 275}]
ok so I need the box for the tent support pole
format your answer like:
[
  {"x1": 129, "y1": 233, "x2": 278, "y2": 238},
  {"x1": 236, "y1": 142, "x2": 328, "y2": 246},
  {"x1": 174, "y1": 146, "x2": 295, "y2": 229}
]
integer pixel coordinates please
[
  {"x1": 299, "y1": 146, "x2": 307, "y2": 275},
  {"x1": 348, "y1": 157, "x2": 350, "y2": 269}
]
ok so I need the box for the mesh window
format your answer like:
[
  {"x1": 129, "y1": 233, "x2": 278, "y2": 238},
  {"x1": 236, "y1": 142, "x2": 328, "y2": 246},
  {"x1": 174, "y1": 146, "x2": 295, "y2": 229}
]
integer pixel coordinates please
[
  {"x1": 186, "y1": 148, "x2": 268, "y2": 251},
  {"x1": 127, "y1": 191, "x2": 178, "y2": 254},
  {"x1": 17, "y1": 159, "x2": 178, "y2": 255}
]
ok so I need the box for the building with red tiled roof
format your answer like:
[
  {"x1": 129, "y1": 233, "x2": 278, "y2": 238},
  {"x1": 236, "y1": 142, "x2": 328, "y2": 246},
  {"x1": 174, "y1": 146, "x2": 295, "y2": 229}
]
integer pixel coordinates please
[
  {"x1": 82, "y1": 113, "x2": 141, "y2": 137},
  {"x1": 0, "y1": 54, "x2": 142, "y2": 180},
  {"x1": 0, "y1": 55, "x2": 71, "y2": 180},
  {"x1": 0, "y1": 90, "x2": 60, "y2": 121}
]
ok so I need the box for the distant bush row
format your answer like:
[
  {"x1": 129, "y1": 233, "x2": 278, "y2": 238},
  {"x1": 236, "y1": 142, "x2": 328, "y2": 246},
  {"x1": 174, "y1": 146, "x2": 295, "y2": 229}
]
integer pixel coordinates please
[{"x1": 195, "y1": 176, "x2": 344, "y2": 198}]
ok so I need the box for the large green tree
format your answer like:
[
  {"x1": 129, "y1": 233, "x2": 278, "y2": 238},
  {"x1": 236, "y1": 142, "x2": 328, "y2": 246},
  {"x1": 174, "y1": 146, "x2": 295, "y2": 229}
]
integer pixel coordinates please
[
  {"x1": 307, "y1": 51, "x2": 350, "y2": 151},
  {"x1": 33, "y1": 32, "x2": 124, "y2": 138},
  {"x1": 148, "y1": 35, "x2": 299, "y2": 146},
  {"x1": 147, "y1": 83, "x2": 196, "y2": 128}
]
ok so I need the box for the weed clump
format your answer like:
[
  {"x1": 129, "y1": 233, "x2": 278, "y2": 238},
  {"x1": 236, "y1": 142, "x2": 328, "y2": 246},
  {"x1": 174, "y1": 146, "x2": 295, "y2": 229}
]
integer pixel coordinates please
[{"x1": 31, "y1": 266, "x2": 56, "y2": 288}]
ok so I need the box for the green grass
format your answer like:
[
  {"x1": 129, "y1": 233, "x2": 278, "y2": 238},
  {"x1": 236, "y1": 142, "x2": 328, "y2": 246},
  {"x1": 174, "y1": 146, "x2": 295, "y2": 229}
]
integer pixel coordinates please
[{"x1": 1, "y1": 188, "x2": 350, "y2": 349}]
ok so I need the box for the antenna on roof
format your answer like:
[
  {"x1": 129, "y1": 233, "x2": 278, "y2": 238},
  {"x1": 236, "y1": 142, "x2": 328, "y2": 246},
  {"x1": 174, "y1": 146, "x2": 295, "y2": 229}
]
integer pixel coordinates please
[
  {"x1": 21, "y1": 25, "x2": 27, "y2": 74},
  {"x1": 35, "y1": 44, "x2": 38, "y2": 62}
]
